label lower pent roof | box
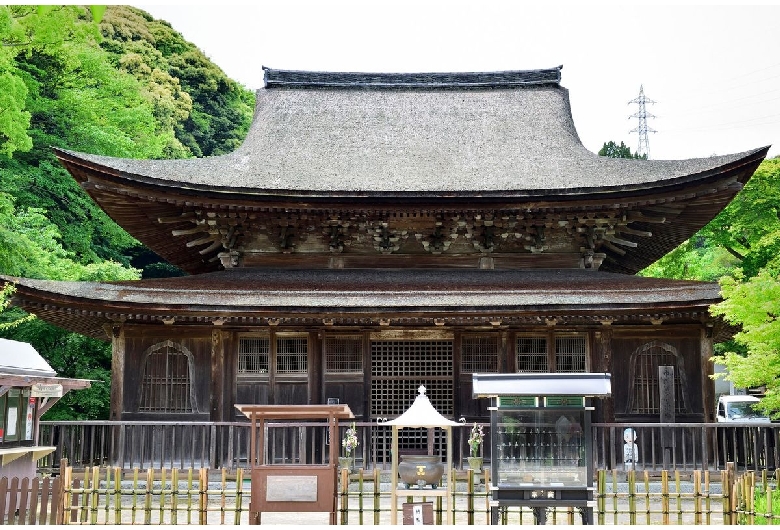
[3,269,721,340]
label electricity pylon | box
[629,85,656,159]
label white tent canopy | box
[384,385,460,428]
[385,385,457,524]
[0,337,56,377]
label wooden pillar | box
[363,331,371,420]
[453,329,461,418]
[503,330,513,373]
[107,323,125,468]
[210,328,225,422]
[595,324,614,423]
[108,323,125,421]
[701,324,715,422]
[310,331,323,405]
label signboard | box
[498,396,538,408]
[403,503,433,525]
[265,476,318,502]
[25,396,35,440]
[32,383,63,398]
[544,396,585,408]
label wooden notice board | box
[251,465,335,513]
[235,404,354,525]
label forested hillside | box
[0,5,254,418]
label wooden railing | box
[592,423,780,473]
[37,421,779,473]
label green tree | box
[697,158,780,278]
[711,267,780,418]
[598,140,647,159]
[0,191,138,419]
[99,6,254,158]
[0,5,104,157]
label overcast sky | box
[133,2,779,161]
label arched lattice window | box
[626,340,689,415]
[138,340,197,413]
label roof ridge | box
[261,66,563,88]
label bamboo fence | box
[62,466,246,525]
[3,463,778,524]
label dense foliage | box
[0,5,253,419]
[598,140,647,160]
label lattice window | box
[325,335,363,374]
[555,336,586,373]
[516,337,548,373]
[277,336,308,374]
[461,335,499,373]
[139,341,196,413]
[371,340,453,416]
[238,336,270,375]
[627,340,689,415]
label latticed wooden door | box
[370,340,454,452]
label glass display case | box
[472,373,611,525]
[493,399,587,490]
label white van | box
[716,395,771,423]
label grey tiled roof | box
[54,68,767,197]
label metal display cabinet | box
[472,373,611,525]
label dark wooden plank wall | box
[123,331,212,419]
[611,327,704,422]
[117,324,708,426]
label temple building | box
[2,67,768,434]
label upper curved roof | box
[53,66,769,200]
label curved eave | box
[53,146,768,202]
[3,270,721,340]
[54,146,767,276]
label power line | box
[671,91,780,118]
[628,85,656,158]
[662,112,780,134]
[669,63,780,103]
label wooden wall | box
[122,329,212,420]
[114,323,709,424]
[611,326,704,422]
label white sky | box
[131,1,780,161]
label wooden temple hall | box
[2,66,768,433]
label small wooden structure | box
[386,386,459,525]
[235,403,353,525]
[0,338,90,484]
